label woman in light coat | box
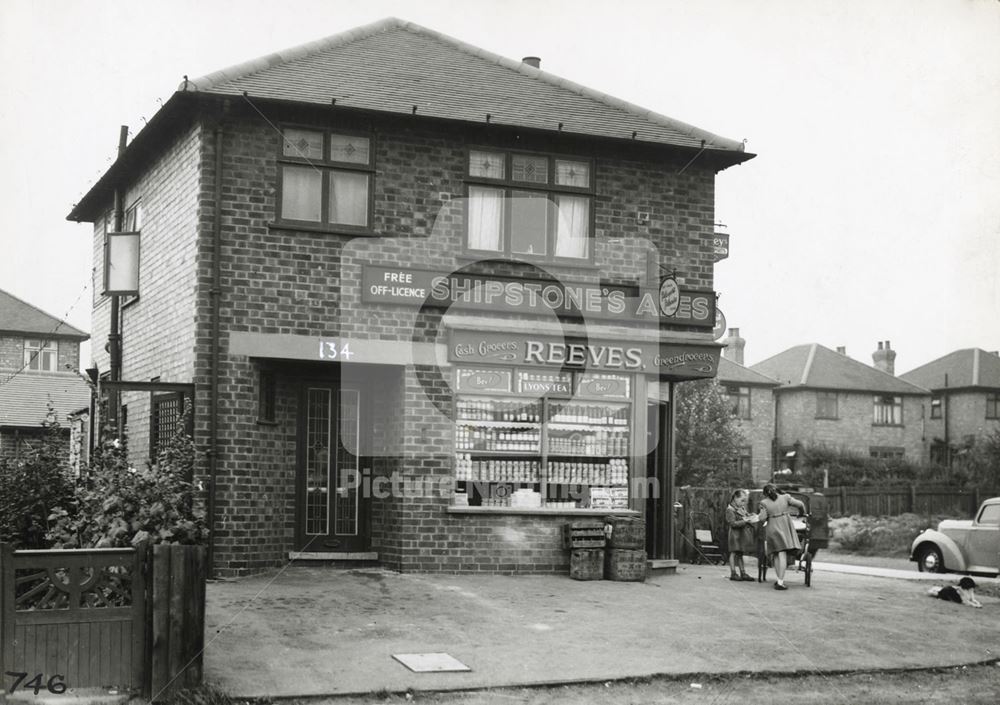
[757,483,807,590]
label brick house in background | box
[0,289,91,465]
[717,328,778,484]
[899,348,1000,465]
[751,342,930,467]
[68,18,753,577]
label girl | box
[757,483,807,590]
[725,489,757,581]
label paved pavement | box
[813,560,1000,584]
[202,560,1000,698]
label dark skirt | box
[728,524,757,554]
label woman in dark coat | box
[725,489,757,581]
[757,483,807,590]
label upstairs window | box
[986,392,1000,420]
[816,391,838,419]
[724,385,751,419]
[24,339,57,371]
[466,149,593,261]
[873,395,903,426]
[278,128,373,229]
[930,395,942,419]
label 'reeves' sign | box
[362,265,714,327]
[448,330,719,379]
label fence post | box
[840,486,847,515]
[909,484,916,514]
[0,543,12,673]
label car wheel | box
[917,545,944,573]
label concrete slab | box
[202,561,1000,698]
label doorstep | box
[648,558,679,574]
[288,551,379,561]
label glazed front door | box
[296,384,368,552]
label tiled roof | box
[182,18,750,155]
[0,289,88,339]
[0,372,91,428]
[717,356,780,386]
[751,344,929,395]
[900,348,1000,390]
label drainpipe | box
[207,124,223,574]
[943,373,950,469]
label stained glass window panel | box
[329,134,370,164]
[555,159,590,187]
[282,129,324,159]
[469,150,505,179]
[512,154,548,184]
[305,389,331,536]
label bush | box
[48,409,208,549]
[829,513,957,557]
[0,413,77,548]
[797,445,966,488]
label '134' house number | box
[318,340,355,360]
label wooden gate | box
[1,543,206,700]
[0,544,147,690]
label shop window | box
[258,370,277,423]
[724,385,751,419]
[869,446,904,460]
[986,392,1000,420]
[930,395,942,419]
[23,339,57,372]
[466,149,593,261]
[454,368,631,510]
[277,127,373,229]
[873,395,902,426]
[816,391,838,419]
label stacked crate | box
[604,516,647,581]
[563,521,606,580]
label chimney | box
[521,56,541,69]
[722,327,745,366]
[872,340,896,375]
[836,346,846,355]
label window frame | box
[724,385,751,420]
[23,339,57,372]
[873,394,903,426]
[986,392,1000,420]
[463,146,596,265]
[930,394,942,419]
[815,391,839,419]
[275,125,376,233]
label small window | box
[816,391,838,419]
[930,395,942,419]
[278,128,373,229]
[873,395,902,425]
[724,385,751,419]
[23,339,57,372]
[986,393,1000,420]
[258,371,277,423]
[465,149,593,261]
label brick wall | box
[0,336,79,372]
[776,389,927,462]
[731,385,775,484]
[57,341,80,372]
[924,390,1000,447]
[0,335,22,369]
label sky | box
[1,0,998,375]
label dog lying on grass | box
[927,577,983,608]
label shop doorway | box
[645,400,672,560]
[295,382,369,552]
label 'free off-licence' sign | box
[448,330,719,379]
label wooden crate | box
[570,549,605,580]
[604,516,645,549]
[605,548,647,582]
[563,520,606,549]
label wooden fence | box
[0,542,206,701]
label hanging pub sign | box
[361,265,715,327]
[448,330,720,379]
[103,231,140,295]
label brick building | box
[716,329,778,484]
[900,348,1000,464]
[68,19,753,576]
[751,342,930,467]
[0,289,91,463]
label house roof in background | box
[717,356,780,387]
[900,348,1000,390]
[750,343,929,395]
[181,18,752,158]
[0,372,91,428]
[0,289,88,340]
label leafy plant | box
[674,379,749,487]
[0,410,77,548]
[47,407,207,549]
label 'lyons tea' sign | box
[361,265,715,327]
